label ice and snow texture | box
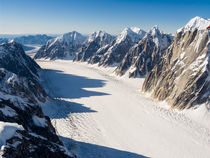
[26,17,209,157]
[32,115,47,127]
[0,122,23,148]
[36,59,210,158]
[24,44,42,58]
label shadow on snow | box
[42,69,149,158]
[45,69,109,99]
[41,69,109,118]
[60,136,149,158]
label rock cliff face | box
[74,30,114,62]
[0,42,75,157]
[34,31,86,59]
[142,17,210,109]
[115,26,173,77]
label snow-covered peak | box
[0,41,22,56]
[88,30,107,42]
[57,31,86,43]
[145,26,173,50]
[130,27,143,34]
[116,27,146,44]
[47,31,86,48]
[177,16,210,33]
[148,25,161,37]
[8,39,15,44]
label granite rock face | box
[0,42,75,157]
[34,31,86,59]
[142,17,210,109]
[115,26,173,77]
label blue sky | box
[0,0,209,35]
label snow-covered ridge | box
[146,25,173,50]
[177,16,210,33]
[116,27,146,44]
[88,30,107,42]
[48,31,86,48]
[0,122,23,148]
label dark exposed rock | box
[3,130,75,158]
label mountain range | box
[34,16,210,110]
[0,16,209,157]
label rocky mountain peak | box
[87,30,113,43]
[55,31,86,44]
[149,25,161,36]
[145,26,173,51]
[34,31,86,60]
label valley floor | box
[36,59,210,158]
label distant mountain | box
[142,16,210,109]
[75,30,115,62]
[14,34,54,45]
[34,31,86,59]
[0,41,75,157]
[115,26,173,77]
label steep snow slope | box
[177,16,210,32]
[37,59,210,158]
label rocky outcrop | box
[115,26,173,77]
[0,42,75,157]
[74,31,114,62]
[34,31,86,59]
[142,17,210,109]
